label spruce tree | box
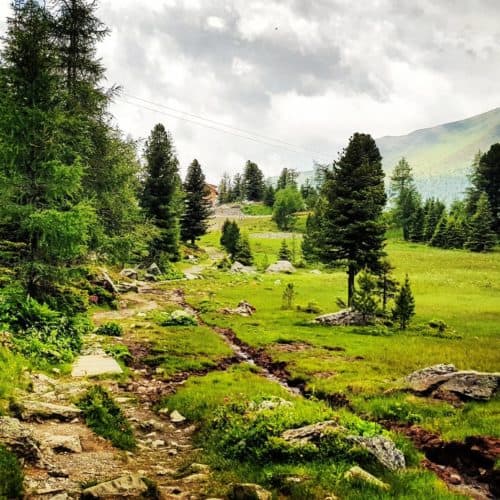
[181,159,212,246]
[315,133,387,306]
[277,168,298,190]
[430,212,448,248]
[218,173,232,204]
[352,270,379,322]
[476,144,500,234]
[263,183,276,207]
[233,234,253,266]
[374,259,399,313]
[445,215,466,249]
[301,213,319,262]
[423,198,445,242]
[232,173,243,201]
[243,161,265,201]
[220,220,240,257]
[141,124,182,261]
[408,201,425,242]
[278,240,292,261]
[465,193,497,252]
[392,275,415,329]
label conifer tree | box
[220,220,240,257]
[430,212,448,248]
[141,124,182,261]
[233,234,253,266]
[351,270,379,322]
[218,173,232,204]
[277,168,298,190]
[181,159,212,246]
[445,215,467,249]
[278,240,292,261]
[263,183,276,207]
[408,202,425,242]
[232,173,243,201]
[392,275,415,329]
[301,213,319,262]
[465,193,497,252]
[314,133,387,305]
[476,144,500,234]
[243,161,265,201]
[374,259,399,313]
[423,198,445,242]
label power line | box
[117,93,332,160]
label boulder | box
[281,421,343,446]
[81,474,149,498]
[144,273,157,282]
[406,364,458,393]
[266,260,296,274]
[120,268,138,280]
[42,434,82,454]
[255,397,292,412]
[222,301,256,317]
[147,263,161,276]
[170,410,186,424]
[97,269,118,294]
[229,483,272,500]
[231,262,255,274]
[344,466,390,491]
[117,282,139,294]
[346,435,406,471]
[72,355,123,378]
[184,272,200,280]
[314,309,366,326]
[17,401,81,422]
[30,373,57,395]
[0,416,44,464]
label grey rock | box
[120,268,138,280]
[254,397,293,412]
[0,416,44,464]
[71,355,123,378]
[222,300,256,317]
[281,421,343,446]
[117,282,139,294]
[346,435,406,471]
[82,474,149,498]
[438,371,499,400]
[98,269,118,294]
[17,401,81,422]
[406,364,458,393]
[266,260,296,274]
[229,483,272,500]
[314,309,367,326]
[147,263,161,276]
[30,373,57,394]
[42,434,82,454]
[170,410,186,423]
[344,466,390,491]
[230,262,256,274]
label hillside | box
[295,107,500,202]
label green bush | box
[78,386,136,451]
[105,344,132,366]
[0,445,24,499]
[296,302,322,314]
[158,262,184,281]
[96,322,123,337]
[159,310,197,326]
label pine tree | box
[233,234,253,266]
[315,133,387,306]
[277,168,298,190]
[301,213,319,262]
[445,215,466,249]
[243,161,265,201]
[464,151,483,218]
[181,159,212,246]
[430,212,448,248]
[141,124,182,261]
[476,144,500,234]
[218,173,232,204]
[423,198,445,242]
[408,200,425,242]
[374,259,399,313]
[263,183,276,207]
[220,220,241,257]
[278,240,292,261]
[465,193,497,252]
[351,270,379,322]
[232,173,243,201]
[392,275,415,329]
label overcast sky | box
[1,1,500,182]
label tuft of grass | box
[78,385,136,451]
[95,322,123,336]
[0,348,29,414]
[0,445,24,499]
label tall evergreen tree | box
[315,133,387,305]
[301,213,319,262]
[465,193,497,252]
[374,259,398,313]
[464,151,483,218]
[243,160,265,201]
[430,212,448,248]
[408,195,425,242]
[218,173,232,204]
[232,173,243,201]
[263,183,276,207]
[181,159,212,246]
[476,144,500,234]
[220,220,240,257]
[423,198,445,242]
[278,240,292,261]
[390,158,418,240]
[277,168,298,190]
[141,124,182,261]
[392,275,415,330]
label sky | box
[1,0,500,182]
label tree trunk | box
[347,266,356,307]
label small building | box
[205,184,218,207]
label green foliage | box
[104,344,132,366]
[220,220,241,258]
[0,445,23,499]
[181,159,212,245]
[465,193,497,252]
[301,213,319,262]
[300,179,318,210]
[78,385,136,450]
[374,259,398,313]
[281,283,296,310]
[278,240,292,261]
[243,161,265,201]
[392,275,415,329]
[351,270,379,321]
[272,187,304,231]
[476,143,500,234]
[159,310,197,327]
[296,302,322,314]
[429,212,448,248]
[263,183,276,207]
[422,198,446,242]
[95,322,123,337]
[277,168,298,190]
[233,234,254,266]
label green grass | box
[0,348,29,414]
[0,445,23,499]
[78,385,136,451]
[241,203,273,216]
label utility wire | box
[118,93,332,160]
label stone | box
[144,273,157,282]
[42,434,82,454]
[151,440,165,449]
[182,473,210,483]
[231,261,256,274]
[49,494,69,500]
[221,301,256,317]
[98,269,119,294]
[120,268,138,280]
[314,309,367,326]
[17,401,81,422]
[254,397,293,412]
[281,421,343,446]
[346,435,406,471]
[438,371,499,401]
[229,483,272,500]
[71,355,123,378]
[406,364,458,393]
[170,410,186,424]
[184,273,200,280]
[30,373,57,394]
[147,263,161,276]
[117,283,139,294]
[344,466,390,491]
[82,474,149,498]
[0,416,44,464]
[266,260,296,274]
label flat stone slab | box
[72,355,123,378]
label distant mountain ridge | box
[294,107,500,202]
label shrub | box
[78,386,136,450]
[104,344,132,366]
[392,275,415,329]
[278,240,292,261]
[0,445,24,499]
[96,322,123,337]
[296,302,322,314]
[159,310,197,326]
[282,283,296,310]
[233,234,253,266]
[158,262,184,281]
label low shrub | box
[297,302,322,314]
[78,386,136,450]
[0,445,24,499]
[105,344,132,366]
[159,310,197,327]
[415,319,460,339]
[96,322,123,337]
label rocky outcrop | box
[229,483,272,500]
[344,466,390,491]
[266,260,296,274]
[147,263,161,276]
[16,401,82,422]
[81,474,149,498]
[117,282,139,294]
[346,435,406,471]
[120,268,138,280]
[314,309,367,326]
[71,355,123,378]
[231,262,256,274]
[41,434,82,454]
[406,364,499,401]
[170,410,186,424]
[221,301,256,317]
[0,416,44,464]
[281,421,342,446]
